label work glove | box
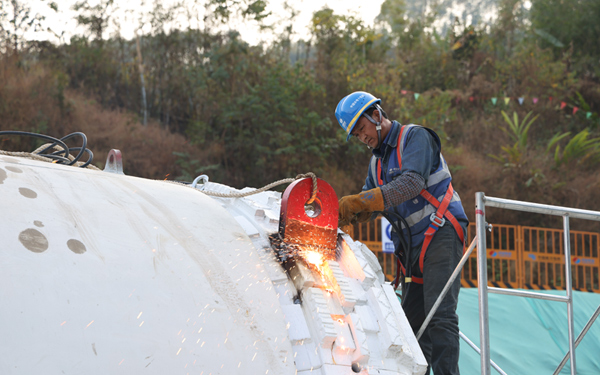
[338,188,384,227]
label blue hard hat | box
[335,91,381,141]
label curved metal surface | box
[0,155,428,375]
[0,156,294,374]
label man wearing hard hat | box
[335,91,468,375]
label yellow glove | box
[338,188,384,227]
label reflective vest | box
[369,124,467,284]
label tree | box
[375,0,408,46]
[0,0,47,53]
[530,0,600,76]
[72,0,116,42]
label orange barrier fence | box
[349,218,600,293]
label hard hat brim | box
[345,98,380,141]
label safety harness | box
[376,126,465,287]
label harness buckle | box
[430,212,446,227]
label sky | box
[23,0,528,45]
[25,0,386,45]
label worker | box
[335,91,468,375]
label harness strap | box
[382,125,465,287]
[398,185,464,285]
[417,184,464,277]
[376,125,407,186]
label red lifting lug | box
[279,178,339,254]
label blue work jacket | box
[363,121,468,254]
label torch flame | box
[302,250,324,266]
[298,247,341,296]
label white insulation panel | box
[0,155,427,375]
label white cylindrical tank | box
[0,154,427,375]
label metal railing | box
[346,196,600,374]
[351,218,600,293]
[476,193,600,375]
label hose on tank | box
[373,210,412,306]
[0,131,96,169]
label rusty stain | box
[6,166,22,173]
[283,218,337,251]
[67,239,87,254]
[0,168,6,184]
[34,220,44,227]
[19,187,37,199]
[18,228,49,253]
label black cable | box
[0,131,70,157]
[57,147,94,168]
[48,132,88,166]
[0,131,94,168]
[373,210,412,307]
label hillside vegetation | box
[1,0,600,231]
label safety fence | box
[349,217,600,293]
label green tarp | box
[457,288,600,374]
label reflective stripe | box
[399,125,452,189]
[347,98,379,134]
[369,122,467,240]
[426,156,450,187]
[404,191,462,227]
[370,156,378,185]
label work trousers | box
[401,223,463,375]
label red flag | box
[560,101,567,110]
[401,90,407,95]
[469,96,474,102]
[573,107,579,115]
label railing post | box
[517,225,524,289]
[476,192,491,375]
[562,215,577,374]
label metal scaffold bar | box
[488,287,569,302]
[475,192,600,375]
[553,305,600,375]
[459,331,508,375]
[562,215,577,375]
[416,237,477,340]
[484,196,600,221]
[476,192,491,375]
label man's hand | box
[338,188,384,227]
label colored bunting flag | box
[400,92,597,120]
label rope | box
[0,131,100,170]
[0,145,101,170]
[198,172,318,201]
[33,143,101,170]
[1,132,317,199]
[0,149,99,170]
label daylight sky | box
[27,0,386,44]
[26,0,526,45]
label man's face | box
[351,115,379,148]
